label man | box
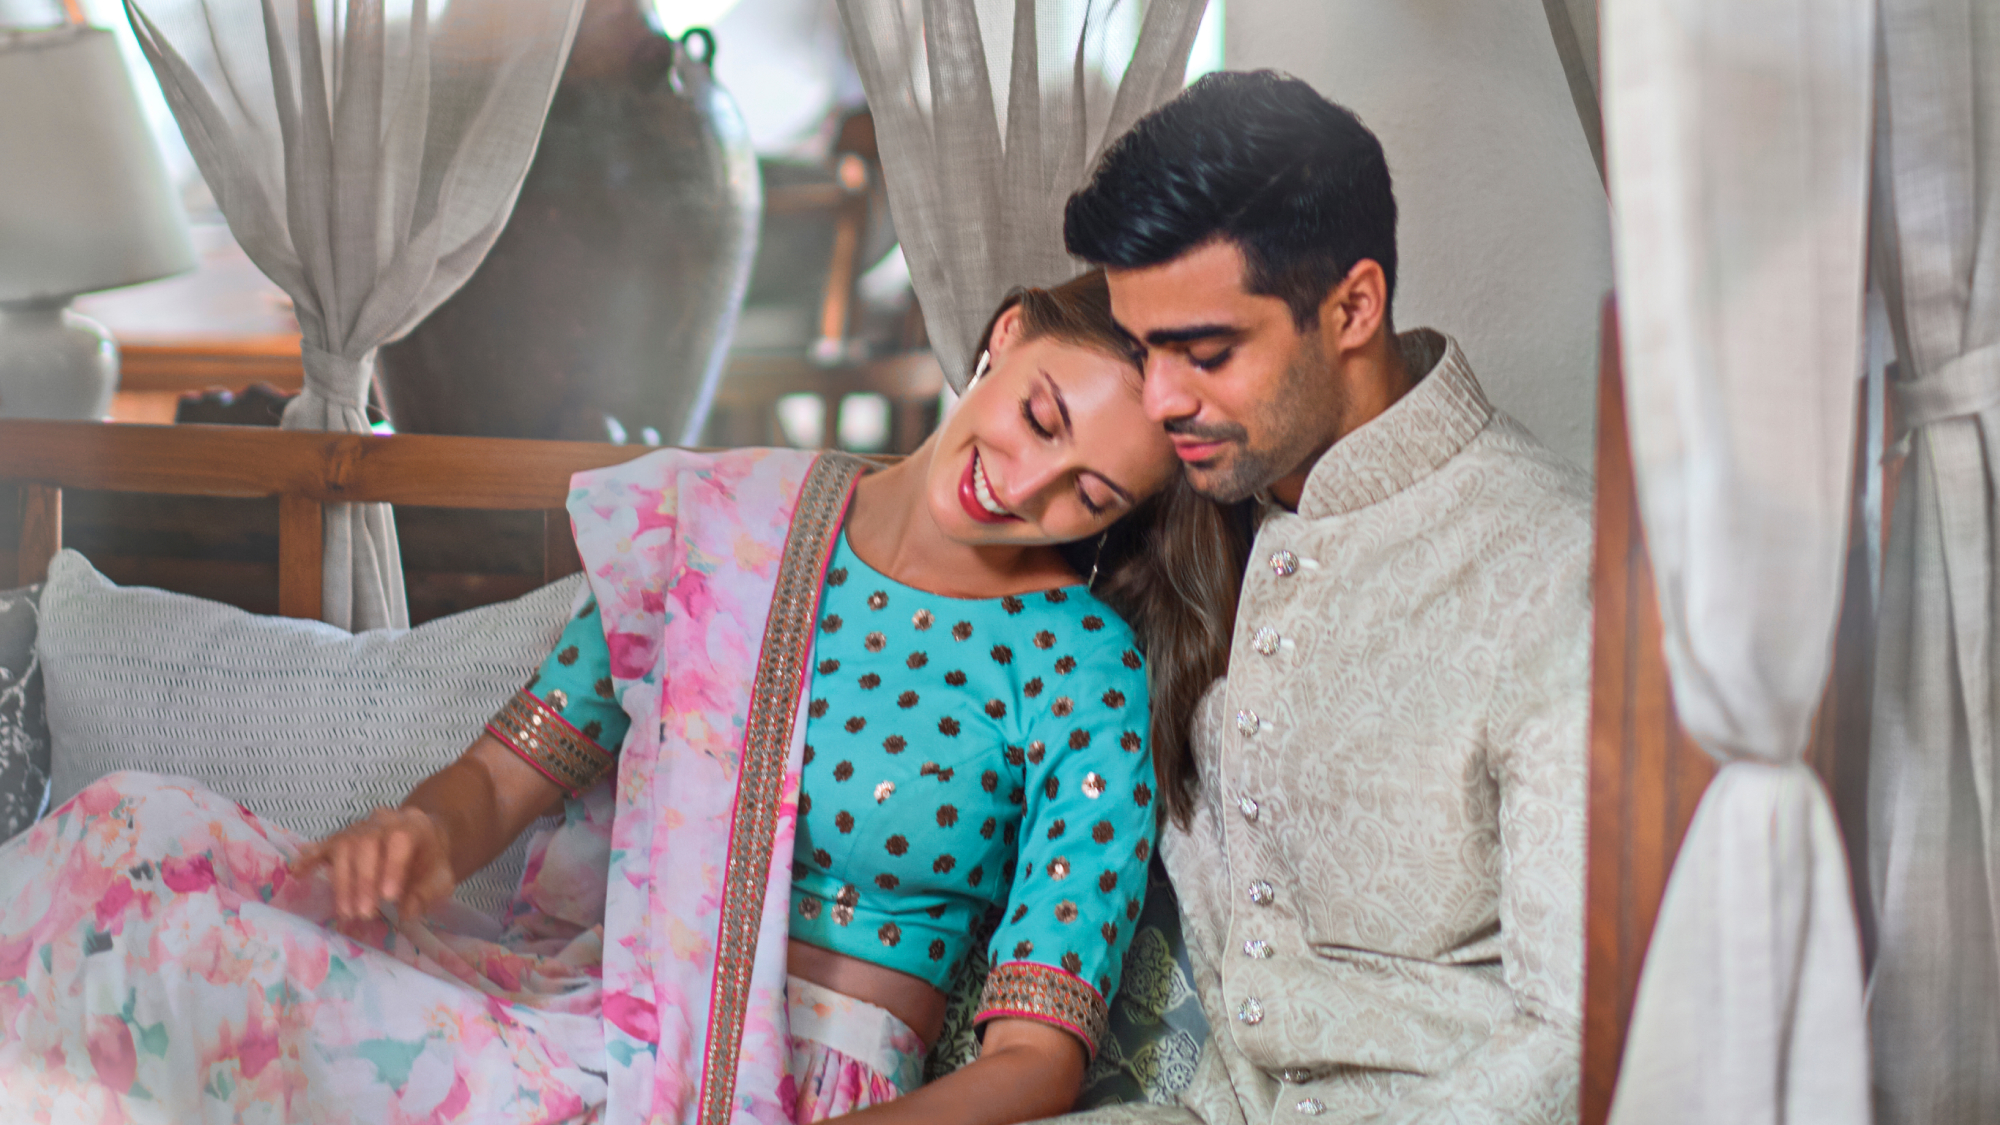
[1056,72,1591,1124]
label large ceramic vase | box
[376,0,760,444]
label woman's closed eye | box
[1077,479,1115,517]
[1020,394,1059,441]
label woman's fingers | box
[330,831,358,919]
[380,824,417,904]
[301,809,453,923]
[353,821,384,918]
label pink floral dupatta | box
[547,447,866,1125]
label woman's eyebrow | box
[1041,370,1072,431]
[1088,470,1136,506]
[1040,370,1134,504]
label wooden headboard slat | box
[16,484,61,587]
[277,494,325,620]
[0,421,650,510]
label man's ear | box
[1317,259,1390,354]
[986,303,1027,359]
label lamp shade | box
[0,25,194,303]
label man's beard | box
[1172,335,1342,505]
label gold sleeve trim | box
[486,689,615,796]
[974,960,1110,1059]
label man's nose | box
[1142,354,1200,425]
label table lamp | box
[0,23,195,419]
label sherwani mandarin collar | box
[1287,328,1493,522]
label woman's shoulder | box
[575,446,826,487]
[567,448,848,526]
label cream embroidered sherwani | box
[1059,330,1591,1125]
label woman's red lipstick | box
[957,450,1019,523]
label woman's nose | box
[996,451,1069,512]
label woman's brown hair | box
[972,271,1252,828]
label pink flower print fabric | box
[0,772,606,1122]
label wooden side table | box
[73,221,303,423]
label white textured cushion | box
[37,550,584,917]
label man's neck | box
[1268,328,1415,509]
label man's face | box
[1106,239,1345,504]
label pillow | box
[37,551,584,917]
[0,583,50,842]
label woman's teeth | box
[972,452,1010,516]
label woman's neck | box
[844,441,1077,599]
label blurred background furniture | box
[0,21,193,420]
[697,109,943,452]
[373,4,763,447]
[85,109,944,456]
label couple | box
[0,72,1590,1125]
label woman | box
[0,272,1246,1124]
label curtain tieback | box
[1892,344,2000,434]
[297,342,376,413]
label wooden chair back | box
[0,421,658,619]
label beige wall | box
[1226,0,1610,472]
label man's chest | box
[1192,518,1520,954]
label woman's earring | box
[1087,530,1109,592]
[970,350,991,387]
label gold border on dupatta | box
[698,451,869,1125]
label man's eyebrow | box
[1142,324,1245,347]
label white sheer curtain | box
[834,0,1207,391]
[124,0,583,630]
[1867,0,2000,1119]
[1601,0,1874,1121]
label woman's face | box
[926,306,1178,548]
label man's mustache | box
[1162,419,1249,444]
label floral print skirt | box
[784,975,925,1122]
[0,772,929,1124]
[0,772,608,1123]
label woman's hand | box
[290,731,567,925]
[294,806,456,923]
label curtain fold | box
[834,0,1207,391]
[1866,0,2000,1118]
[1536,0,1602,181]
[123,0,584,630]
[1601,0,1874,1121]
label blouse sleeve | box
[485,590,630,795]
[975,630,1158,1058]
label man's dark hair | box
[1065,71,1397,329]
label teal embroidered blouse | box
[499,531,1157,1054]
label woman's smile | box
[958,448,1021,524]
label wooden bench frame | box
[1,421,661,619]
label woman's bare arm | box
[835,1018,1088,1125]
[293,732,566,922]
